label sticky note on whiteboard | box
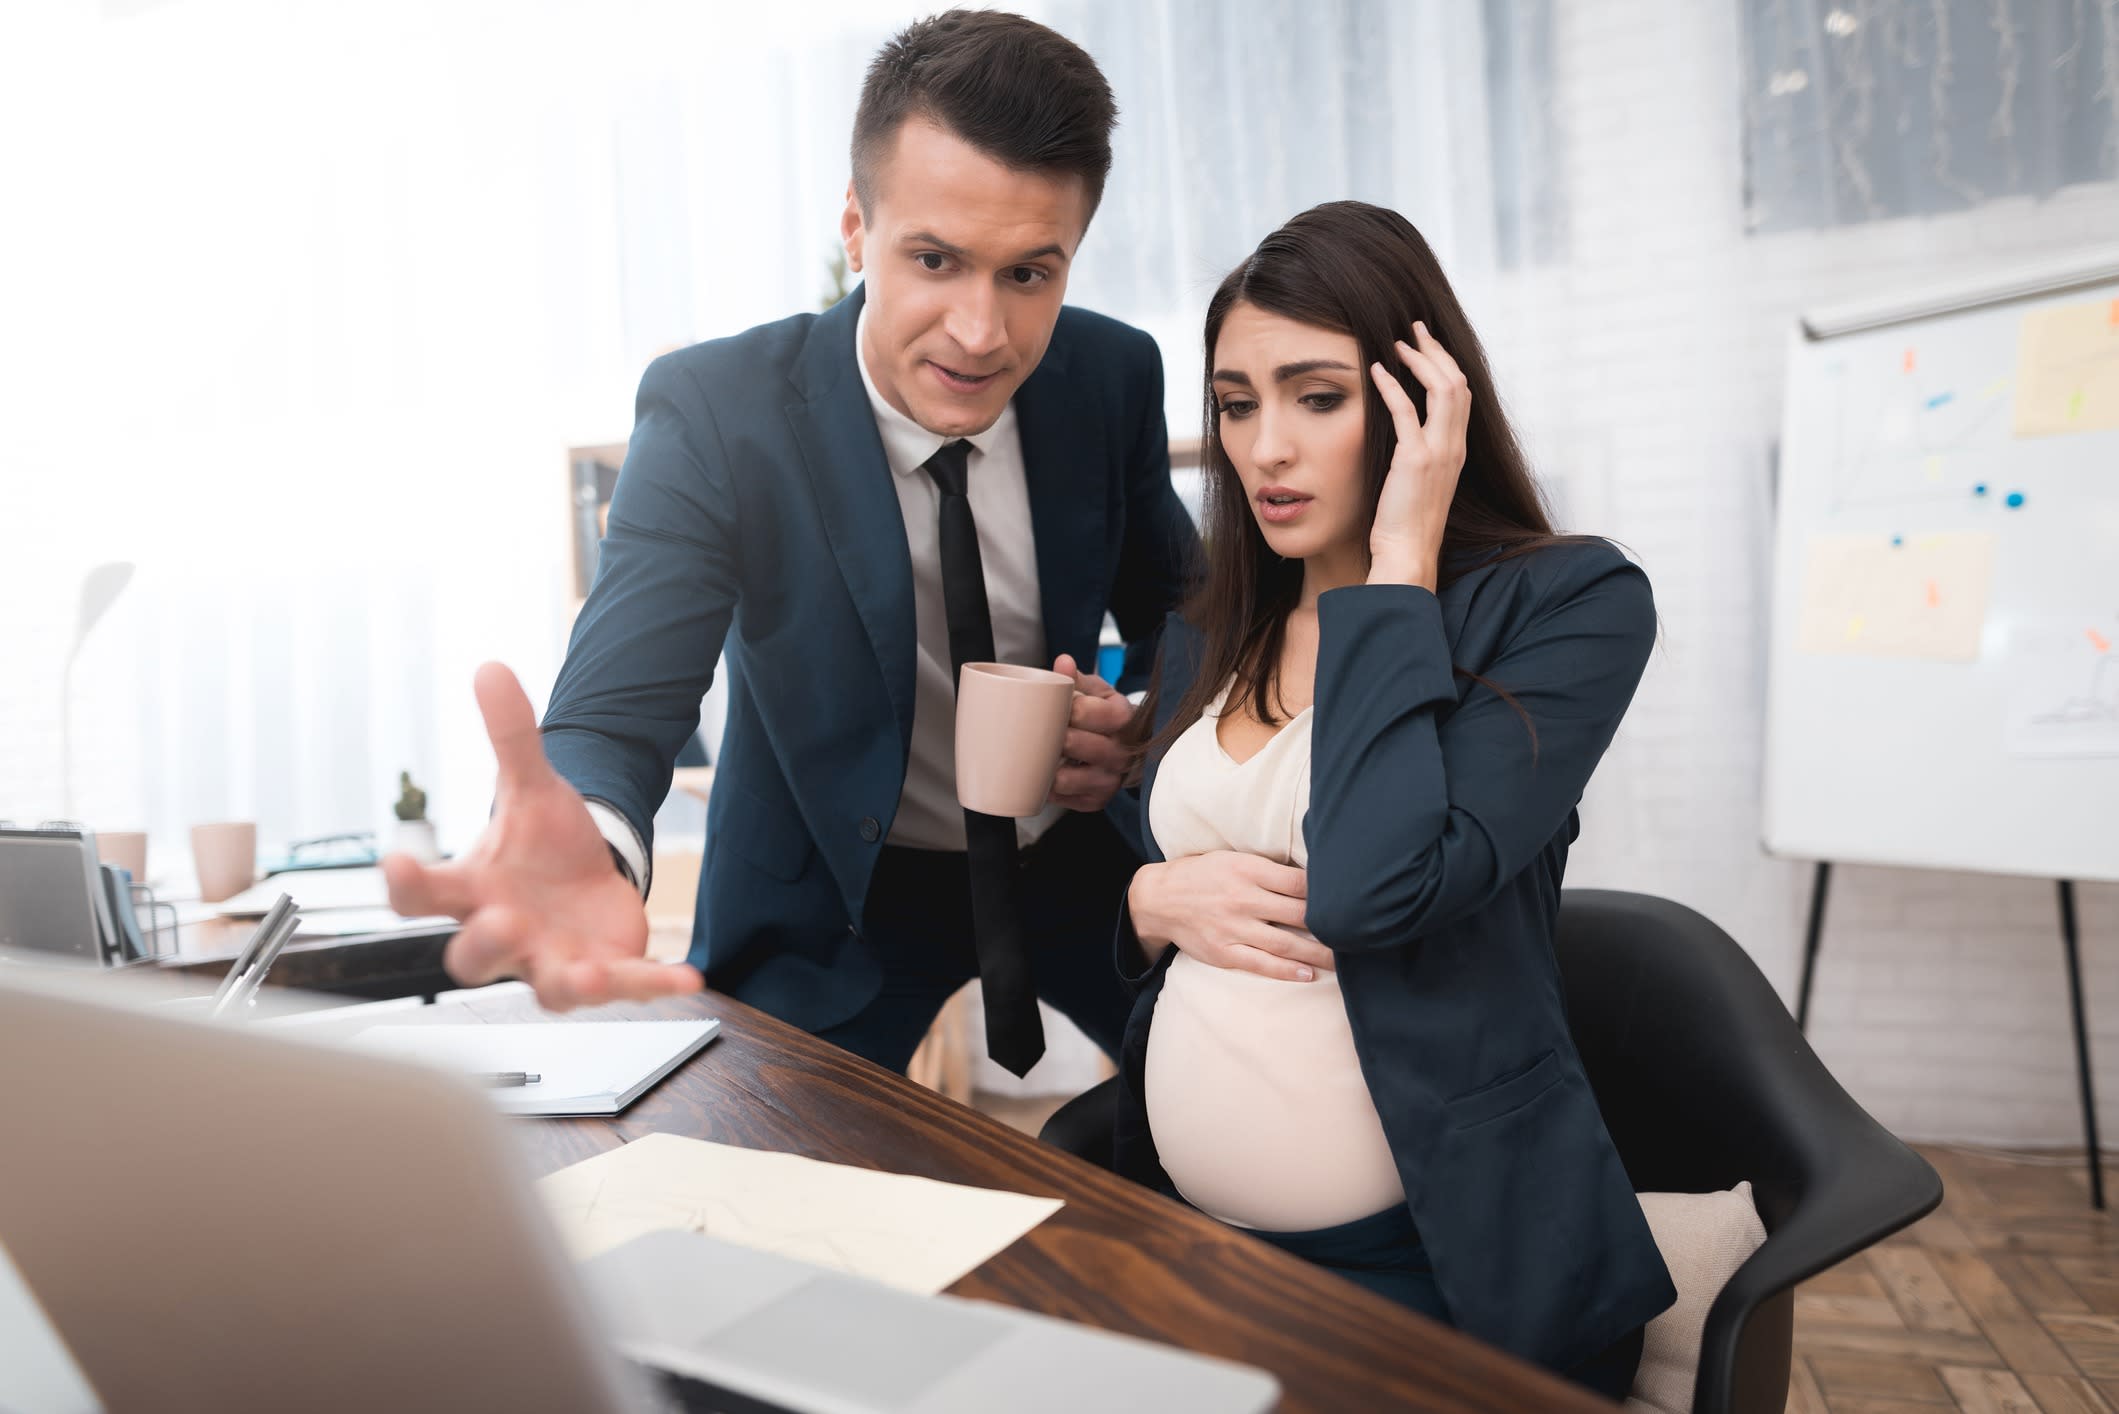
[2013,299,2119,438]
[1796,532,1995,662]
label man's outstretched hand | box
[382,662,703,1010]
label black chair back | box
[1557,890,1942,1414]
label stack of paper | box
[210,866,452,942]
[216,867,391,916]
[288,907,454,938]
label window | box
[1741,0,2119,232]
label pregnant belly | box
[1144,950,1406,1232]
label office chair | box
[1039,888,1944,1414]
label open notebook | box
[350,1020,719,1117]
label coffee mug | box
[96,830,149,883]
[191,821,258,903]
[954,663,1075,818]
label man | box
[384,10,1198,1077]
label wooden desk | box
[454,987,1608,1414]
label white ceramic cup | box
[954,663,1075,818]
[95,830,148,882]
[191,821,258,903]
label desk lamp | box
[60,561,134,821]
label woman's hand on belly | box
[1129,851,1333,982]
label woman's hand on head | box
[1367,321,1471,589]
[1128,851,1333,982]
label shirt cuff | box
[585,798,650,898]
[1113,876,1171,995]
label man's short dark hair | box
[852,9,1117,222]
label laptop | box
[0,963,1278,1414]
[587,1231,1279,1414]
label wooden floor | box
[1791,1145,2119,1414]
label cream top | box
[1142,683,1406,1231]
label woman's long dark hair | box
[1133,200,1581,768]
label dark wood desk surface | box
[432,986,1610,1414]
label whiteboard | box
[1762,254,2119,884]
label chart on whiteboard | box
[1812,347,2017,517]
[2005,614,2119,757]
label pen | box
[211,893,296,1018]
[481,1072,542,1087]
[238,906,303,1003]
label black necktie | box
[921,440,1045,1077]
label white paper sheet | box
[215,866,390,916]
[537,1132,1063,1294]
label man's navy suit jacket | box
[542,286,1198,1030]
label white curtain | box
[1048,0,1506,440]
[3,0,848,864]
[1,0,1515,877]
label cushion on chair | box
[1623,1182,1768,1414]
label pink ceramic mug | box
[191,821,258,903]
[954,663,1075,818]
[96,830,149,882]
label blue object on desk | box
[262,831,379,875]
[1096,643,1126,683]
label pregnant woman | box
[1112,201,1674,1398]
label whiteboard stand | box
[1792,862,1833,1034]
[2058,882,2103,1211]
[1793,863,2104,1211]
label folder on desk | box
[348,1019,718,1117]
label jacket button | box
[859,817,881,843]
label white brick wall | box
[1518,1,2119,1146]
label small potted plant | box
[820,246,851,311]
[390,771,441,862]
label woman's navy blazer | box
[1113,539,1677,1373]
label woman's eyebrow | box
[1273,358,1357,380]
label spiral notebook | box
[349,1019,720,1117]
